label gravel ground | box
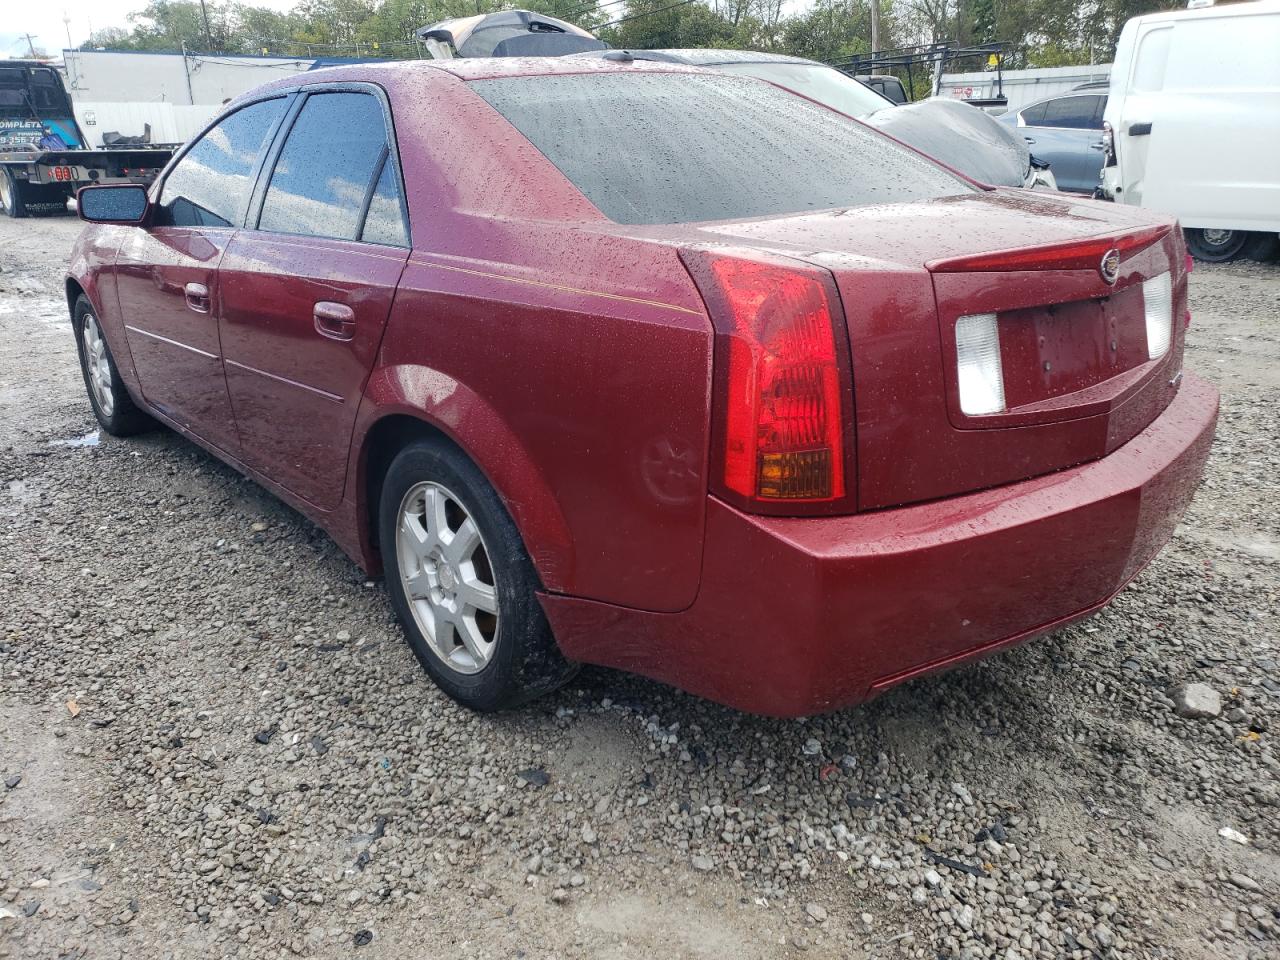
[1,213,1277,960]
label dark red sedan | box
[66,59,1218,716]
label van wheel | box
[379,438,577,711]
[0,169,27,219]
[1185,228,1247,263]
[1241,231,1280,263]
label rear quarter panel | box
[366,72,714,612]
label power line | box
[597,0,698,30]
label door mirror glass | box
[78,184,149,224]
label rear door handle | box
[1089,142,1105,150]
[1128,122,1152,137]
[314,301,355,341]
[184,281,210,313]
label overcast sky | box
[0,0,300,59]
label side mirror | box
[77,184,150,225]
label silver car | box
[997,89,1108,194]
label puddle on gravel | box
[48,430,100,448]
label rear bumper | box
[542,372,1218,717]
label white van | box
[1100,0,1280,261]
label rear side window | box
[1029,95,1102,130]
[258,92,397,242]
[470,73,969,225]
[157,97,286,228]
[360,160,409,246]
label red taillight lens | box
[682,250,849,506]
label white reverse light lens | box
[1143,271,1173,359]
[955,313,1005,415]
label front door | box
[115,96,289,454]
[217,89,409,510]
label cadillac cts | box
[66,59,1218,716]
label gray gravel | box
[1,214,1277,959]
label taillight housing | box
[681,248,854,514]
[1102,121,1116,168]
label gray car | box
[997,89,1108,194]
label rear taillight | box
[681,249,851,509]
[1102,121,1116,167]
[955,313,1006,414]
[1143,272,1173,359]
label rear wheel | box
[1185,227,1247,263]
[0,169,27,219]
[379,438,576,711]
[1241,231,1280,263]
[72,295,154,436]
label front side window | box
[470,73,970,225]
[258,92,392,242]
[157,97,287,228]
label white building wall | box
[938,64,1112,113]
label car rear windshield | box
[470,72,972,225]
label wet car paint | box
[66,58,1218,715]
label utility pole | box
[198,0,214,50]
[64,13,73,50]
[869,0,882,72]
[22,33,39,57]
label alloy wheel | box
[396,481,499,675]
[82,314,114,417]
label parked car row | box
[68,52,1217,715]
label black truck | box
[0,60,176,218]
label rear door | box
[217,87,410,510]
[1020,94,1106,193]
[115,96,289,454]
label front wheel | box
[378,438,577,711]
[1185,227,1247,263]
[72,295,154,436]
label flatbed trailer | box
[0,59,176,218]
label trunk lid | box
[675,189,1189,509]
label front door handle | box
[314,301,355,342]
[1022,136,1036,144]
[184,281,210,313]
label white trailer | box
[938,64,1112,114]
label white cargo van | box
[1100,0,1280,261]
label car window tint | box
[1019,101,1047,125]
[360,158,409,246]
[471,73,970,225]
[258,92,389,241]
[157,98,286,228]
[1033,96,1099,130]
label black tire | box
[1241,231,1280,264]
[1,169,27,219]
[71,294,154,436]
[378,438,577,711]
[1184,227,1247,263]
